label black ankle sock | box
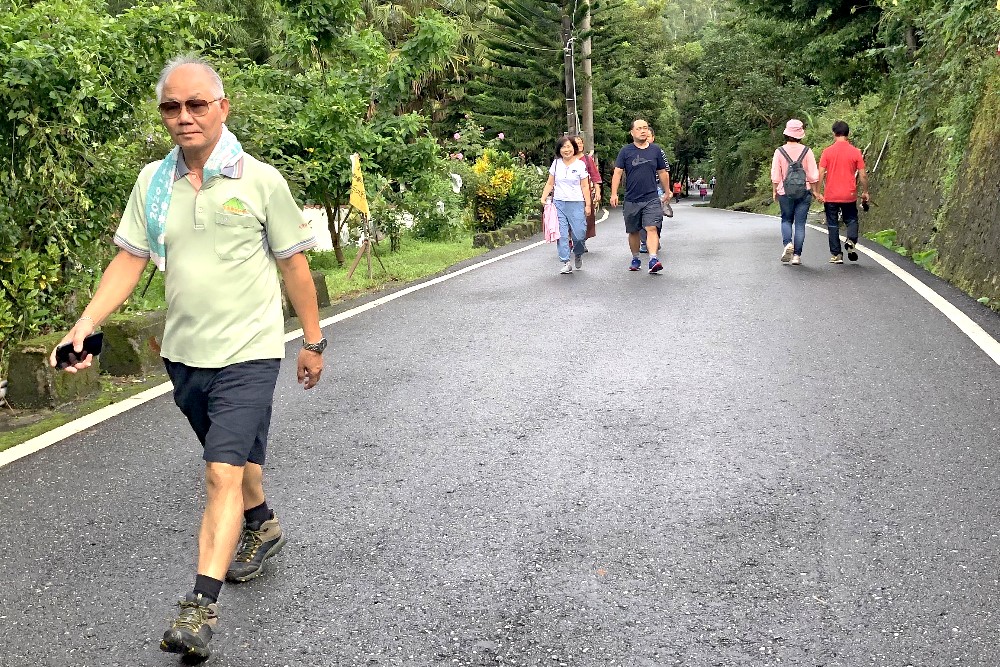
[244,501,271,526]
[194,574,223,603]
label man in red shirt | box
[817,121,870,263]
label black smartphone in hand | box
[55,332,104,369]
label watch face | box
[304,337,327,353]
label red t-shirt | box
[819,140,865,203]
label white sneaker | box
[574,255,582,269]
[560,261,573,274]
[780,243,794,263]
[790,255,801,266]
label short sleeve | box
[655,147,668,171]
[113,163,157,258]
[614,147,628,170]
[549,160,557,176]
[855,148,866,170]
[263,171,317,259]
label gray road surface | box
[2,200,999,667]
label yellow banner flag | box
[349,153,370,216]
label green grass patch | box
[866,228,908,256]
[314,237,488,300]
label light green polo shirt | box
[114,153,316,368]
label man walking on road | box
[609,119,672,274]
[817,120,870,263]
[50,55,327,663]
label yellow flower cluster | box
[472,154,491,175]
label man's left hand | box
[297,349,324,389]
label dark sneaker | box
[574,254,582,269]
[629,257,641,271]
[160,592,217,664]
[648,257,663,274]
[845,240,858,262]
[226,514,287,583]
[638,241,648,254]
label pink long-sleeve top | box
[770,143,819,196]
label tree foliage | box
[0,0,203,367]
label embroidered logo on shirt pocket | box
[214,212,262,261]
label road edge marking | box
[739,210,998,364]
[1,238,550,469]
[0,383,175,468]
[803,222,1000,365]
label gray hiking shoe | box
[226,514,287,583]
[160,592,218,664]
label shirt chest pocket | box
[214,213,263,261]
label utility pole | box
[562,14,578,137]
[581,3,594,151]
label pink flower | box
[453,132,461,140]
[497,132,505,140]
[456,152,464,160]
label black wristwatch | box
[302,337,327,354]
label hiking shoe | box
[574,255,582,269]
[560,261,573,274]
[780,243,794,263]
[648,257,663,274]
[790,255,801,266]
[629,257,641,271]
[638,241,648,254]
[845,240,858,262]
[160,592,218,664]
[829,254,843,264]
[226,514,287,583]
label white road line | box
[805,222,1000,365]
[0,383,174,468]
[734,211,999,364]
[8,206,992,468]
[1,237,550,469]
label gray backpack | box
[777,146,810,199]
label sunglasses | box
[158,97,224,119]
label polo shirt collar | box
[174,151,244,181]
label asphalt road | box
[2,200,999,667]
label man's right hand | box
[609,194,619,207]
[49,318,96,373]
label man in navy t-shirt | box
[609,119,672,274]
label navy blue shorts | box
[164,358,281,467]
[623,198,663,234]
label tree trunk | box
[321,191,344,266]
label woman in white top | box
[540,136,593,274]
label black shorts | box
[164,358,281,466]
[623,198,663,234]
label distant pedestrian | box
[673,180,682,203]
[817,120,869,264]
[540,136,592,274]
[609,119,671,274]
[771,119,819,266]
[571,135,601,241]
[709,176,716,190]
[698,178,708,201]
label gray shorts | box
[164,358,281,466]
[623,198,663,234]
